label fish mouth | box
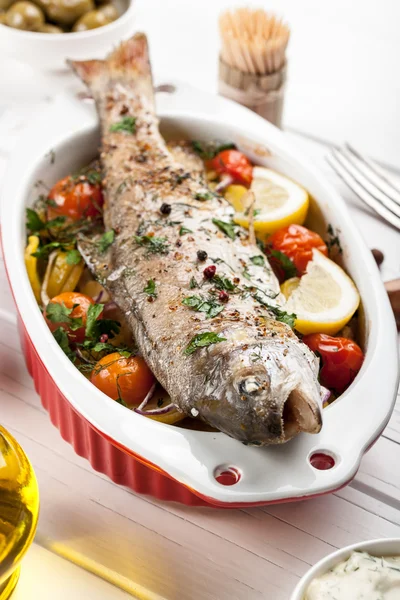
[283,384,323,441]
[220,365,323,445]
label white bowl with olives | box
[0,0,136,71]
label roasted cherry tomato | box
[208,150,253,186]
[45,291,95,343]
[91,352,155,406]
[302,333,364,394]
[270,224,328,275]
[47,175,104,222]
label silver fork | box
[327,144,400,230]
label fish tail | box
[68,33,152,98]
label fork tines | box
[327,144,400,230]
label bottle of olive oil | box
[0,426,39,599]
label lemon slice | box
[280,277,300,300]
[233,167,309,238]
[284,250,360,335]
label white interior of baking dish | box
[2,82,398,504]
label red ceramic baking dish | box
[2,83,398,507]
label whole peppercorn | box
[197,249,208,261]
[203,265,216,279]
[160,202,171,215]
[218,290,229,303]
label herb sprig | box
[253,294,297,328]
[212,218,237,240]
[97,230,115,254]
[184,332,227,355]
[110,116,136,134]
[182,294,224,319]
[134,235,170,255]
[191,141,236,160]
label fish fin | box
[77,234,113,282]
[68,33,153,98]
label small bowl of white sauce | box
[291,538,400,600]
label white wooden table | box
[0,1,400,598]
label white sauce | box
[305,551,400,600]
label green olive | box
[97,2,117,20]
[38,22,63,32]
[5,1,44,30]
[72,7,112,31]
[44,0,94,26]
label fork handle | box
[384,279,400,330]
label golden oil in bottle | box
[0,426,39,599]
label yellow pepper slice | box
[46,251,84,299]
[24,236,42,303]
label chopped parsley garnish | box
[110,116,136,134]
[80,339,131,359]
[179,225,193,235]
[66,249,82,265]
[26,208,66,234]
[53,328,75,361]
[134,235,170,255]
[117,181,127,195]
[326,224,343,254]
[253,209,261,217]
[144,279,157,298]
[182,294,224,319]
[26,208,45,233]
[195,191,215,201]
[46,302,83,330]
[46,216,67,229]
[85,304,104,338]
[212,218,237,240]
[242,266,251,280]
[31,241,64,259]
[269,248,297,279]
[184,331,227,355]
[191,140,236,160]
[86,170,102,185]
[213,275,236,292]
[97,230,115,253]
[189,276,199,289]
[250,255,265,266]
[253,294,296,328]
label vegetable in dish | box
[0,0,119,33]
[25,34,364,442]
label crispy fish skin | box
[71,34,322,445]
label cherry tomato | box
[270,224,328,275]
[47,175,104,222]
[45,291,95,343]
[302,333,364,394]
[91,352,155,406]
[208,150,253,186]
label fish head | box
[199,336,323,445]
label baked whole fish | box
[71,34,322,445]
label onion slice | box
[320,386,331,405]
[215,174,234,193]
[134,403,176,416]
[136,383,156,412]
